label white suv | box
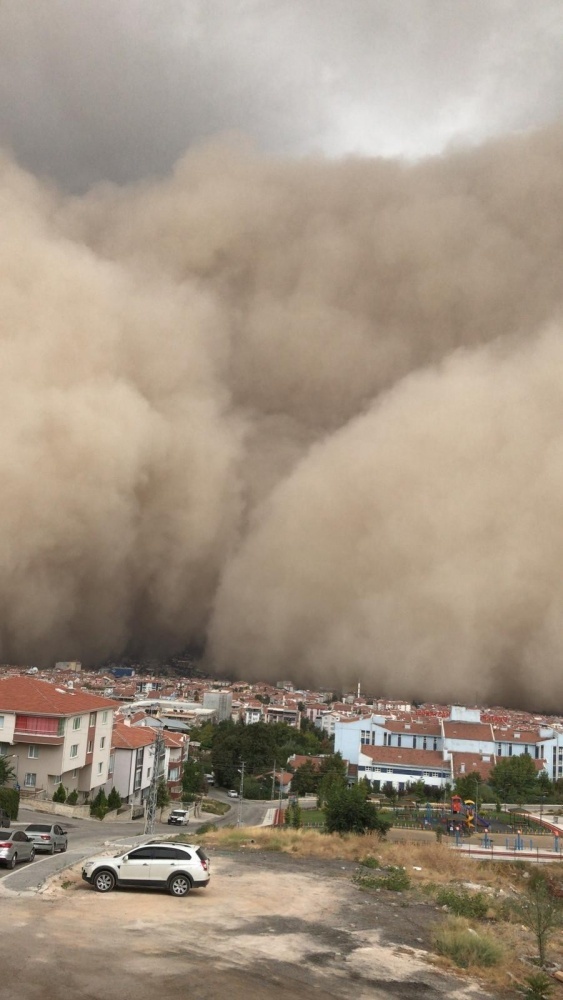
[81,842,210,897]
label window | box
[497,743,503,756]
[70,744,78,758]
[433,738,438,751]
[89,713,96,727]
[52,774,62,784]
[87,741,93,754]
[0,715,3,729]
[108,753,114,775]
[57,718,65,736]
[102,711,109,724]
[397,735,402,747]
[72,717,81,731]
[28,746,39,759]
[72,769,78,778]
[100,736,106,749]
[24,773,36,787]
[147,767,151,779]
[422,737,427,750]
[97,762,103,775]
[169,767,180,781]
[0,742,8,755]
[360,729,370,745]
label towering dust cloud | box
[1,123,563,706]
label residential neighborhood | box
[2,662,563,809]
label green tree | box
[517,871,563,967]
[454,771,483,803]
[156,778,170,816]
[107,787,122,811]
[489,754,539,803]
[325,782,391,837]
[290,800,302,829]
[291,760,320,796]
[52,783,66,803]
[90,787,108,819]
[182,760,206,801]
[0,755,16,787]
[317,753,348,806]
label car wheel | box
[168,874,192,897]
[9,854,17,869]
[60,841,67,853]
[29,848,35,862]
[93,869,116,893]
[49,843,55,855]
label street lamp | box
[474,778,480,817]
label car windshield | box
[26,825,52,832]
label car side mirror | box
[61,830,67,836]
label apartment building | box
[0,675,117,801]
[336,705,554,791]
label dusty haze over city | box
[0,1,562,708]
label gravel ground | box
[0,847,497,1000]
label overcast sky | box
[0,0,562,189]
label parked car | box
[24,823,68,854]
[0,809,10,828]
[167,809,189,826]
[0,829,35,868]
[227,789,239,798]
[81,842,210,896]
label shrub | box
[435,886,489,920]
[358,855,380,869]
[0,787,19,820]
[107,787,122,811]
[90,787,108,819]
[65,789,78,805]
[381,866,411,892]
[517,870,563,967]
[520,972,555,1000]
[53,783,66,803]
[434,918,503,969]
[196,822,218,835]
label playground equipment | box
[451,795,490,831]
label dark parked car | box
[0,830,35,868]
[0,809,10,828]
[24,823,68,854]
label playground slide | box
[474,812,490,830]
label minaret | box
[357,679,361,699]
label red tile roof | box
[492,729,541,744]
[359,746,449,770]
[442,722,495,743]
[449,753,496,781]
[112,722,158,750]
[0,676,118,716]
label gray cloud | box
[0,1,562,189]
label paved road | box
[0,796,274,893]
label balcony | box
[13,730,64,745]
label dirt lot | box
[0,850,494,1000]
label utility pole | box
[144,730,165,835]
[238,761,245,826]
[271,760,276,800]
